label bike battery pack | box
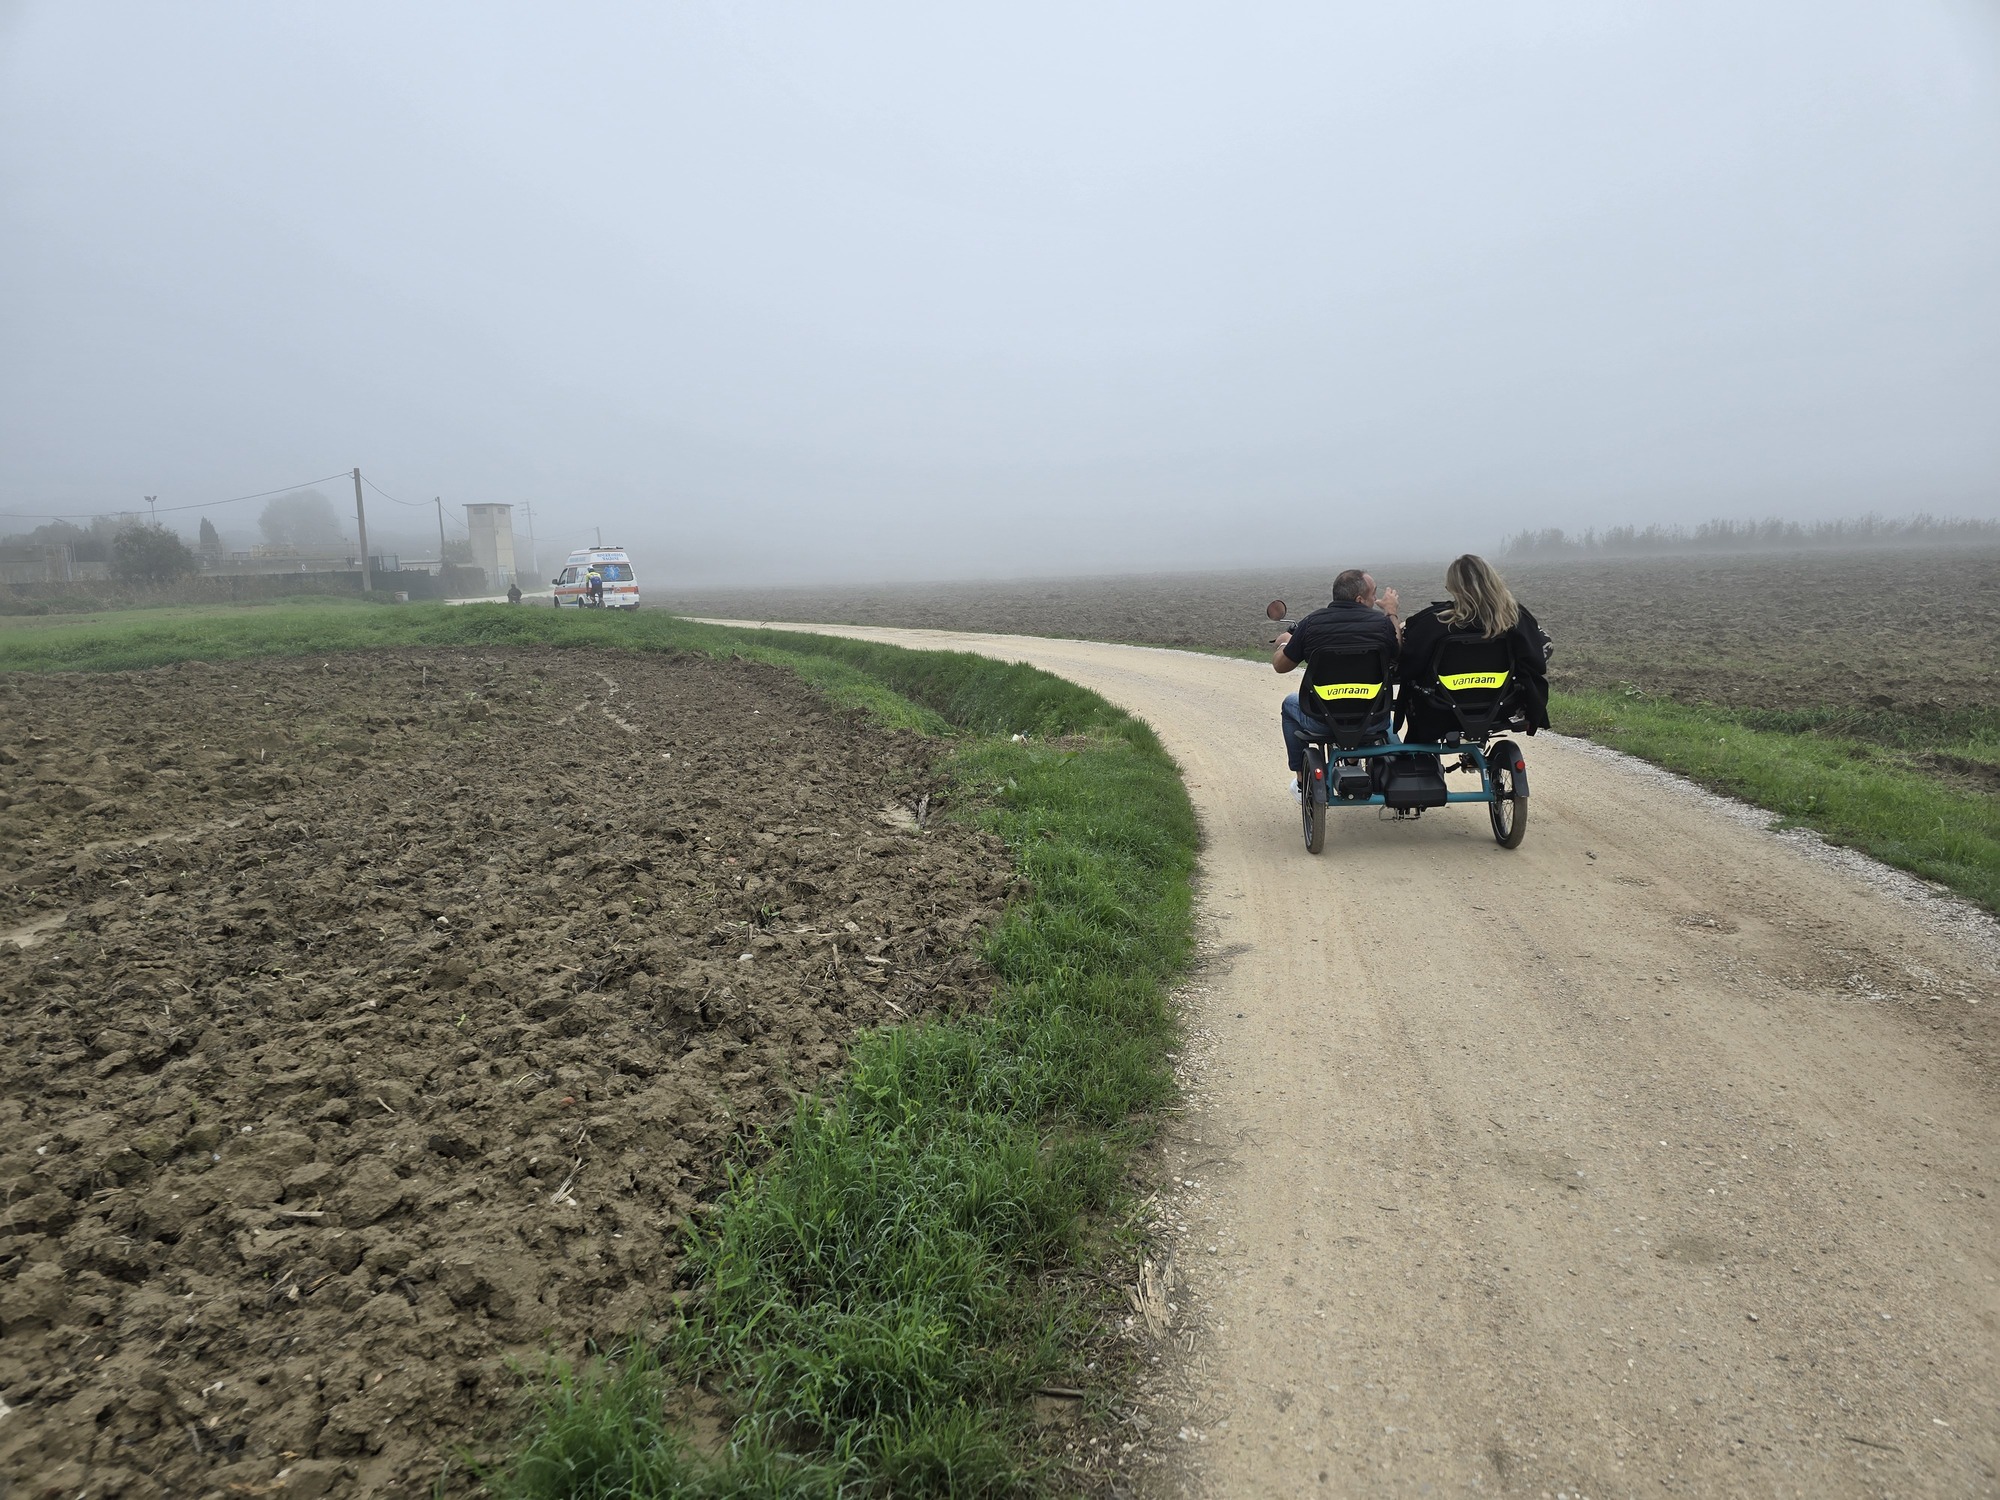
[1378,754,1449,810]
[1332,765,1373,800]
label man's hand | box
[1271,630,1299,674]
[1378,587,1400,617]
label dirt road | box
[707,621,2000,1498]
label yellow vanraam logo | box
[1312,681,1382,700]
[1439,670,1509,691]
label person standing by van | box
[585,565,604,607]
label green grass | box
[0,591,394,637]
[0,592,460,657]
[496,649,1195,1498]
[1555,689,2000,912]
[0,601,1199,1497]
[1721,702,2000,762]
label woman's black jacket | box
[1396,602,1553,737]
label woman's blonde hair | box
[1443,553,1520,637]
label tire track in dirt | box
[701,620,2000,1499]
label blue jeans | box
[1282,693,1393,774]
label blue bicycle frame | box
[1304,731,1526,807]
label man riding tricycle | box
[1270,557,1552,855]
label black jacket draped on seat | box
[1396,602,1552,740]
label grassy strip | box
[498,644,1195,1496]
[0,592,403,651]
[0,596,625,669]
[1555,688,2000,912]
[1719,702,2000,763]
[0,603,1199,1495]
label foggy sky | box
[3,2,1997,584]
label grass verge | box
[0,602,1200,1495]
[496,633,1196,1496]
[1555,688,2000,912]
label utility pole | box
[352,468,373,593]
[144,495,157,525]
[434,497,448,573]
[522,501,540,583]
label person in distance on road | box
[1271,568,1401,794]
[506,582,522,605]
[1396,553,1552,742]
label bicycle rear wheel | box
[1486,740,1527,848]
[1302,747,1328,855]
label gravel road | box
[714,622,2000,1498]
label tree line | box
[1,515,204,583]
[1501,514,2000,560]
[1,490,460,585]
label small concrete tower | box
[463,504,517,590]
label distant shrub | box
[1502,514,2000,560]
[110,524,200,584]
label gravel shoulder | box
[701,621,2000,1499]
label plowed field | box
[0,647,1008,1498]
[659,547,2000,715]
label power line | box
[359,473,431,509]
[364,476,468,539]
[0,471,358,523]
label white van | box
[551,547,640,609]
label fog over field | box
[3,3,1997,584]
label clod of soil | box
[0,647,1010,1498]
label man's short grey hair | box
[1330,569,1370,602]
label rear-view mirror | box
[1265,599,1287,621]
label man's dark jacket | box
[1284,599,1399,720]
[1397,602,1553,737]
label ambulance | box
[551,546,641,609]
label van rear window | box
[598,564,632,581]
